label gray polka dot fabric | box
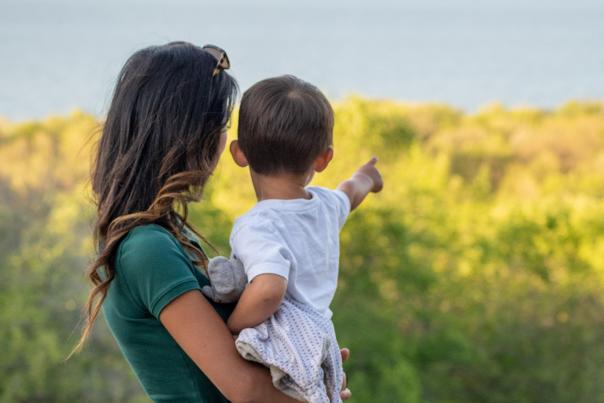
[235,297,344,403]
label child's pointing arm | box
[337,157,383,211]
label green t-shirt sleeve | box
[117,226,202,318]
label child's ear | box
[313,146,334,173]
[230,140,249,168]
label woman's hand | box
[340,348,352,400]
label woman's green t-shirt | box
[103,224,236,403]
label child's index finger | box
[367,156,378,165]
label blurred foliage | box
[1,98,604,402]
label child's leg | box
[321,326,344,403]
[235,297,337,402]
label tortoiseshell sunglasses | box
[202,44,230,77]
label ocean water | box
[1,0,603,120]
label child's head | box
[234,75,334,176]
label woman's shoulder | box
[113,223,203,317]
[120,222,179,250]
[117,223,190,272]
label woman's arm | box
[160,289,297,403]
[227,274,287,333]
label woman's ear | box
[230,140,249,168]
[313,146,334,173]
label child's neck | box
[250,170,313,201]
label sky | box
[1,0,603,119]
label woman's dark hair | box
[72,41,238,353]
[238,75,333,175]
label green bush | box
[1,99,603,402]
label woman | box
[72,42,351,402]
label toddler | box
[202,75,383,402]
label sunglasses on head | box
[202,44,230,77]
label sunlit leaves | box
[1,99,603,402]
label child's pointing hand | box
[338,156,384,211]
[353,156,383,193]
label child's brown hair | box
[238,75,334,175]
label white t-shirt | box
[230,186,351,319]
